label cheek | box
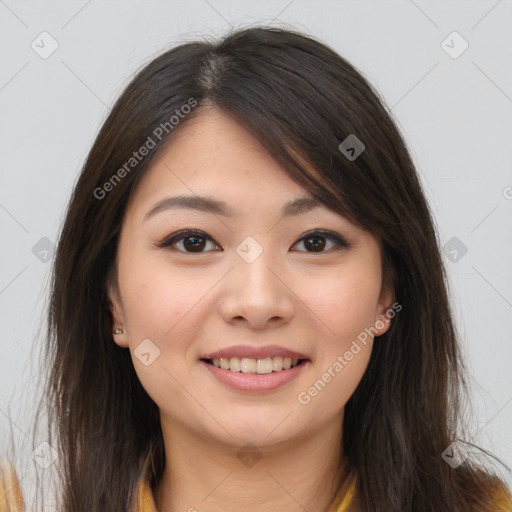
[296,271,378,418]
[305,266,382,347]
[117,241,211,340]
[116,256,206,410]
[296,263,381,414]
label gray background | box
[1,0,511,504]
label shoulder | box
[1,457,159,512]
[329,466,512,512]
[0,458,25,512]
[456,465,512,512]
[325,471,359,512]
[485,476,512,512]
[131,475,158,512]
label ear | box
[107,280,129,349]
[374,284,396,337]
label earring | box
[113,328,123,334]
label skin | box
[108,107,394,512]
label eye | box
[156,229,220,253]
[291,230,351,253]
[156,229,351,254]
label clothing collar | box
[132,471,357,512]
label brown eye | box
[157,230,220,253]
[181,235,207,252]
[292,231,350,253]
[156,229,350,254]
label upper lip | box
[201,345,310,360]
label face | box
[108,107,394,449]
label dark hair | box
[21,25,511,511]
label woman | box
[1,25,511,512]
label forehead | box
[125,107,322,220]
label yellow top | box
[0,456,355,512]
[131,471,357,512]
[4,457,512,512]
[0,459,25,512]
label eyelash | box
[155,229,352,254]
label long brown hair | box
[6,25,511,511]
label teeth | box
[272,356,283,371]
[256,358,273,374]
[241,358,257,373]
[210,356,302,374]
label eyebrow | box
[143,194,323,222]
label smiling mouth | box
[201,357,309,374]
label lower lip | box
[200,360,309,392]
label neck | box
[154,413,347,512]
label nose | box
[218,248,295,330]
